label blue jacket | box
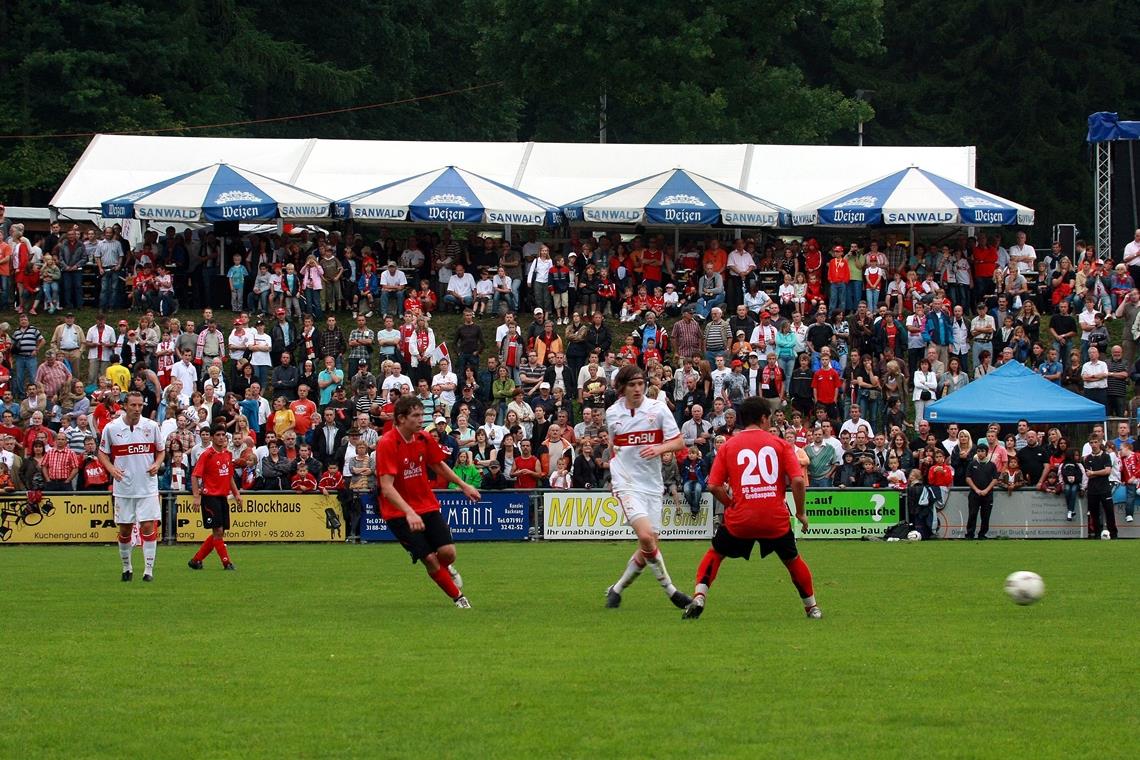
[922,310,953,346]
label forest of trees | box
[2,0,1139,244]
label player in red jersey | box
[188,424,244,571]
[682,396,822,620]
[376,395,480,608]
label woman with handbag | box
[911,357,938,425]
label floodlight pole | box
[599,91,607,144]
[855,89,875,147]
[1095,141,1113,258]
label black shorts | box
[711,525,799,562]
[201,495,231,531]
[387,510,454,563]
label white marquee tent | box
[50,134,978,221]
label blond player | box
[604,364,691,610]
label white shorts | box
[614,490,663,535]
[114,494,161,525]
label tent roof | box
[792,166,1034,227]
[50,134,976,214]
[924,361,1105,425]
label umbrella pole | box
[674,228,679,258]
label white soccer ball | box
[906,530,922,541]
[1100,530,1111,540]
[1004,571,1045,606]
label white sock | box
[118,540,132,571]
[143,540,157,575]
[802,594,817,608]
[694,583,709,599]
[613,551,646,592]
[644,549,678,596]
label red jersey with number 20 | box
[375,427,446,519]
[708,428,803,539]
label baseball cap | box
[975,440,990,450]
[539,382,551,390]
[118,319,129,326]
[533,307,544,315]
[731,359,742,368]
[434,416,447,425]
[832,245,845,253]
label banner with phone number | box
[360,490,529,542]
[174,492,343,542]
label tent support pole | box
[674,228,679,258]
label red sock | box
[696,549,724,589]
[783,555,815,600]
[214,536,231,566]
[429,566,461,600]
[192,535,214,562]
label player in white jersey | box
[97,391,165,582]
[603,364,692,610]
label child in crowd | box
[549,455,572,490]
[250,262,272,314]
[661,449,682,518]
[474,268,494,317]
[226,253,248,312]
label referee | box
[188,424,243,571]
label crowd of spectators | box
[1,215,1139,542]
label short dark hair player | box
[682,396,822,620]
[377,396,481,608]
[188,424,243,571]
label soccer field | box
[0,540,1131,759]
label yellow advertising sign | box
[174,493,343,542]
[0,493,118,544]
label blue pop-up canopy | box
[100,163,331,222]
[561,168,788,227]
[924,361,1105,425]
[792,166,1034,227]
[334,166,562,226]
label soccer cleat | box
[454,595,472,609]
[681,595,705,620]
[188,559,203,570]
[142,574,153,583]
[121,570,133,582]
[448,566,464,591]
[670,590,693,609]
[806,605,823,619]
[223,563,237,571]
[605,585,622,608]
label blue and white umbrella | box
[334,166,562,227]
[100,163,332,222]
[791,166,1034,227]
[562,168,788,227]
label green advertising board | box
[788,489,900,539]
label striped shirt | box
[62,425,94,453]
[12,326,43,357]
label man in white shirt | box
[443,263,476,312]
[379,261,407,317]
[1008,231,1036,274]
[494,310,518,346]
[839,404,874,438]
[1123,229,1140,283]
[170,348,199,405]
[1081,345,1109,411]
[431,358,458,410]
[84,313,118,386]
[381,362,413,395]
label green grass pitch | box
[0,540,1132,759]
